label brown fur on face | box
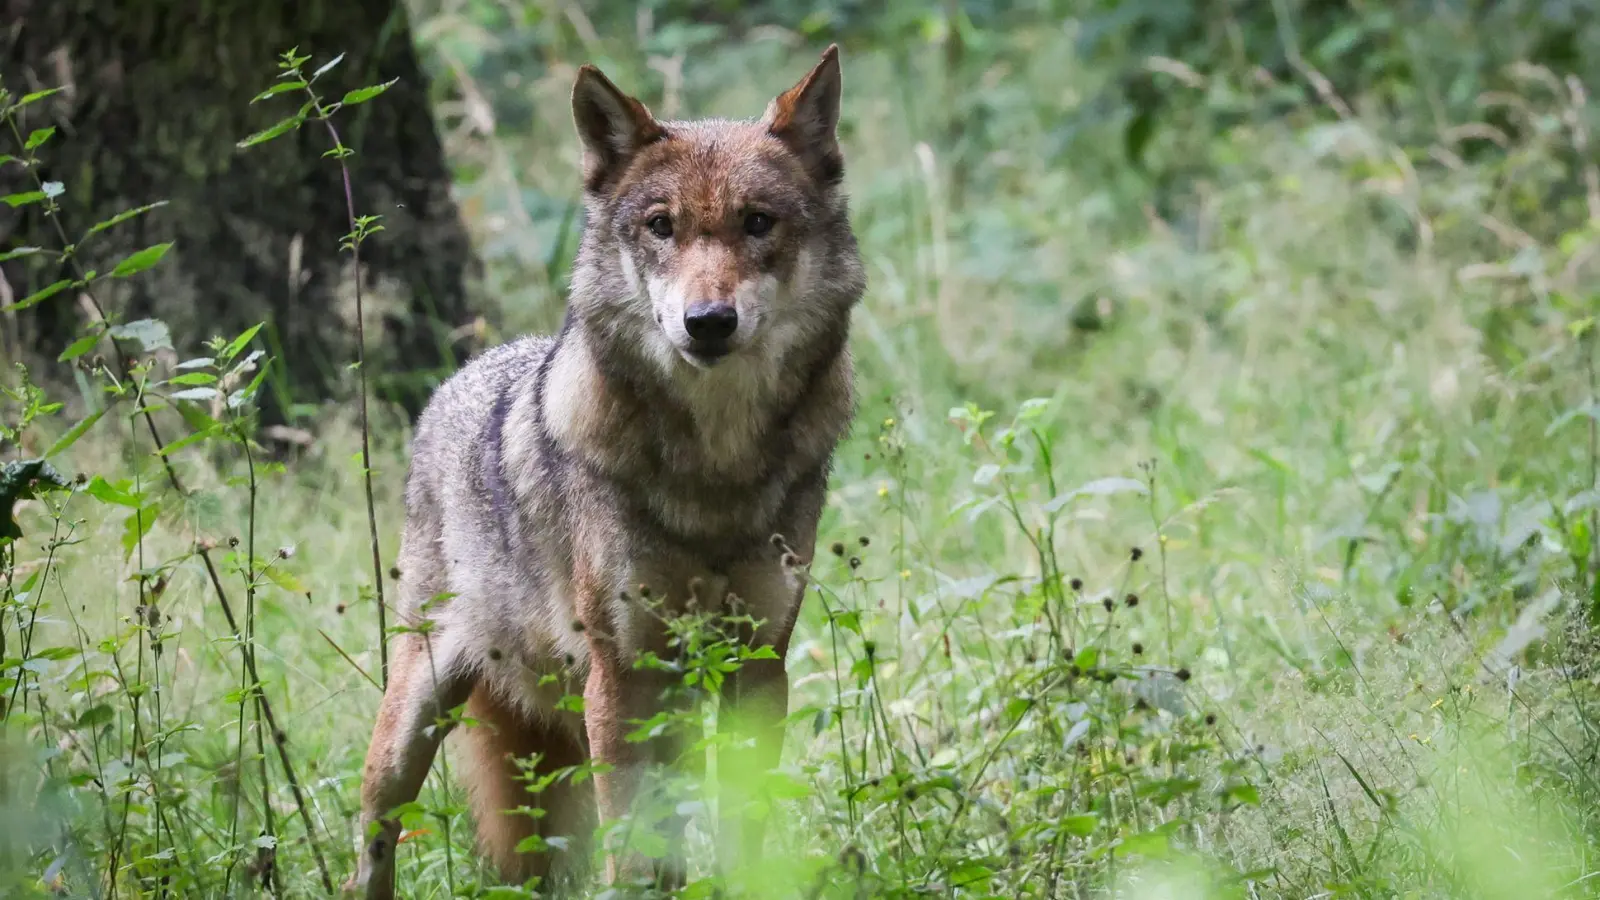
[570,48,853,373]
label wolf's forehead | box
[620,123,810,216]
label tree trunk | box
[0,0,484,424]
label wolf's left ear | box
[572,65,664,193]
[764,44,844,185]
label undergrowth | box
[2,15,1599,900]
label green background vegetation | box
[1,1,1598,897]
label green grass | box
[4,15,1600,900]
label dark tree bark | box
[0,0,483,423]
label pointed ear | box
[763,44,845,185]
[572,65,664,193]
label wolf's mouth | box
[681,342,733,368]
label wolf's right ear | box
[765,44,845,185]
[572,65,663,193]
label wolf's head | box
[566,47,865,375]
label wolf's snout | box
[684,301,739,349]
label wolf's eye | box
[744,212,775,237]
[646,214,674,239]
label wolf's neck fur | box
[539,314,850,489]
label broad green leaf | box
[84,476,141,508]
[57,332,102,362]
[108,318,172,352]
[251,80,307,103]
[166,372,216,386]
[121,503,161,560]
[10,279,73,311]
[44,408,106,459]
[82,202,169,241]
[341,79,398,106]
[110,243,174,278]
[1060,813,1097,836]
[2,191,47,208]
[311,54,346,81]
[24,127,55,150]
[221,323,265,362]
[11,87,64,110]
[0,246,48,262]
[237,115,305,149]
[168,386,218,402]
[264,567,308,595]
[155,426,219,457]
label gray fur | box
[347,46,865,898]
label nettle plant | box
[737,403,1269,898]
[0,51,403,896]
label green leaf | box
[251,80,307,103]
[24,127,55,150]
[82,202,169,242]
[45,408,106,459]
[311,54,346,81]
[237,114,305,149]
[11,87,63,110]
[1,459,71,541]
[84,476,141,508]
[0,246,48,262]
[1074,646,1100,671]
[76,704,115,729]
[166,372,217,386]
[264,567,308,595]
[2,191,47,208]
[110,243,174,278]
[220,323,265,362]
[949,863,994,889]
[341,80,398,107]
[57,332,102,362]
[1060,813,1097,836]
[1221,782,1261,806]
[154,426,218,458]
[108,318,173,353]
[9,279,73,311]
[121,503,161,560]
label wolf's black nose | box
[684,302,739,344]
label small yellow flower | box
[884,417,896,428]
[877,483,889,498]
[1158,534,1169,544]
[900,569,911,580]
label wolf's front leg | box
[345,631,473,900]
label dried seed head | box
[1124,593,1139,608]
[571,620,585,632]
[1130,547,1144,561]
[1204,713,1217,726]
[1176,667,1192,682]
[858,536,870,547]
[487,648,503,661]
[848,556,861,570]
[1069,577,1084,591]
[1132,642,1144,655]
[638,584,652,599]
[1102,596,1114,612]
[388,565,401,580]
[831,541,846,557]
[228,536,240,548]
[335,603,346,615]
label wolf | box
[344,45,865,898]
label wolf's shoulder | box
[409,333,555,458]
